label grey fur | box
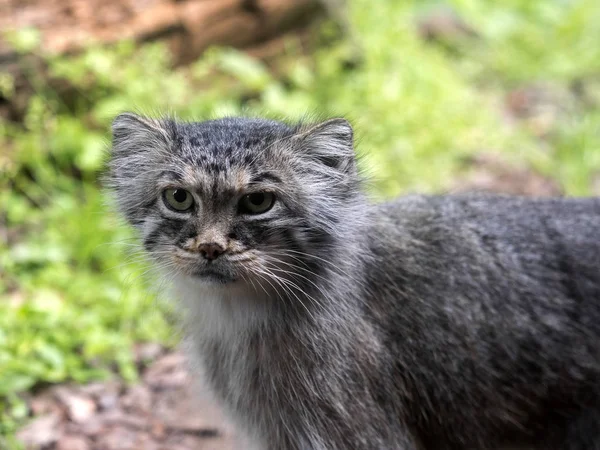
[107,113,600,450]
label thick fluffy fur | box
[108,113,600,450]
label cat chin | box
[191,271,238,285]
[184,263,239,285]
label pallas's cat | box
[108,113,600,450]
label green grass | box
[1,0,600,438]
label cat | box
[107,112,600,450]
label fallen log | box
[0,0,323,64]
[0,0,327,121]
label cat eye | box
[239,192,275,215]
[163,188,194,212]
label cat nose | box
[197,243,225,261]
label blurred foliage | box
[1,0,600,438]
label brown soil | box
[17,347,237,450]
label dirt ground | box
[17,346,237,450]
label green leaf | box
[4,28,41,53]
[216,49,273,91]
[77,134,106,172]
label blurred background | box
[1,0,599,448]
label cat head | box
[107,113,365,293]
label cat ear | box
[294,118,355,174]
[111,112,173,154]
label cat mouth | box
[173,251,239,283]
[191,266,238,284]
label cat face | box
[108,114,362,291]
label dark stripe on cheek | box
[141,198,158,211]
[307,229,334,248]
[144,217,188,251]
[177,222,199,245]
[230,224,254,247]
[130,217,145,227]
[143,226,163,251]
[282,228,302,252]
[244,217,275,225]
[163,218,189,239]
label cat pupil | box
[250,193,265,205]
[173,190,187,203]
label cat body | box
[367,196,600,449]
[108,114,600,450]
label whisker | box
[260,254,333,287]
[252,265,319,322]
[249,266,289,306]
[259,256,331,304]
[268,248,353,274]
